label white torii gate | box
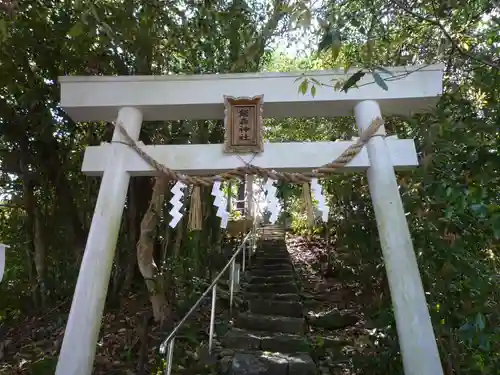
[57,65,444,375]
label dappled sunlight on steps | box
[218,226,317,375]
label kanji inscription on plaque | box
[223,95,264,153]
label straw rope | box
[114,118,384,185]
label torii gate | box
[56,65,444,375]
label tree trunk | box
[32,205,48,308]
[121,180,139,294]
[137,177,171,323]
[201,187,213,278]
[37,136,87,256]
[120,177,153,295]
[20,155,47,308]
[136,311,151,375]
[172,189,188,259]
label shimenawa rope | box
[114,118,384,185]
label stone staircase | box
[220,227,317,375]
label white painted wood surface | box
[55,107,144,375]
[81,139,419,176]
[59,65,443,121]
[0,244,8,283]
[354,100,443,375]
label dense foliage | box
[0,0,498,373]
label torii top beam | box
[59,64,443,122]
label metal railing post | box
[209,285,217,354]
[164,336,175,375]
[234,262,240,292]
[248,233,252,267]
[251,225,256,255]
[229,259,235,315]
[242,242,246,272]
[159,230,260,374]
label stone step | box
[255,245,287,249]
[254,263,293,271]
[221,328,310,353]
[247,265,293,275]
[229,351,316,375]
[254,254,288,258]
[256,245,286,250]
[256,245,287,251]
[252,258,290,265]
[255,248,288,253]
[253,258,290,264]
[244,292,300,301]
[245,282,298,294]
[253,253,288,258]
[235,313,305,334]
[248,274,294,284]
[249,270,294,278]
[251,263,292,270]
[254,250,289,256]
[252,256,292,266]
[249,299,303,318]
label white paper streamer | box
[311,178,330,222]
[212,181,229,228]
[0,244,8,283]
[263,178,279,224]
[169,181,186,228]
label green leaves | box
[371,67,394,91]
[298,78,309,95]
[492,213,500,240]
[318,29,342,62]
[341,70,365,92]
[458,313,493,352]
[374,67,394,77]
[475,312,486,331]
[0,18,7,42]
[372,71,388,91]
[68,22,85,38]
[297,77,321,97]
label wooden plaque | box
[223,95,264,154]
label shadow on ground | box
[286,233,399,375]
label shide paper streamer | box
[212,181,229,228]
[310,178,330,222]
[263,178,279,224]
[169,181,186,228]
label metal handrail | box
[159,221,261,375]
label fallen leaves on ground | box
[0,291,226,375]
[286,232,386,375]
[1,233,390,375]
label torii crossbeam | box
[82,139,418,176]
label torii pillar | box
[55,107,143,375]
[355,100,443,375]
